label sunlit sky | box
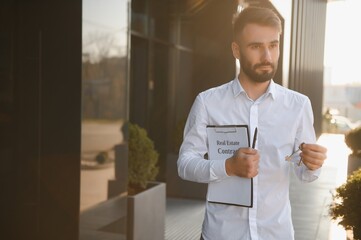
[82,0,128,61]
[324,0,361,86]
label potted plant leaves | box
[345,126,361,175]
[127,122,165,240]
[329,168,361,240]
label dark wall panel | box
[289,0,327,137]
[0,1,82,240]
[192,0,237,96]
[39,2,82,239]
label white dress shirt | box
[178,79,321,240]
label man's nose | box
[262,48,272,62]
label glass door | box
[80,0,130,239]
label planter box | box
[127,181,166,240]
[108,143,128,199]
[79,195,127,240]
[348,154,361,175]
[166,153,207,200]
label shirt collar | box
[232,78,245,97]
[232,78,277,100]
[266,80,277,100]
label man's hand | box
[300,143,327,171]
[225,148,260,178]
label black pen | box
[252,127,258,149]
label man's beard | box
[239,53,278,83]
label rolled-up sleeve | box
[293,97,321,182]
[177,94,229,183]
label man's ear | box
[231,42,240,59]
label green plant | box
[128,122,159,194]
[345,126,361,157]
[329,168,361,240]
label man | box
[177,6,327,240]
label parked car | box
[323,115,360,134]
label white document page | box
[206,125,253,207]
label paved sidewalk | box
[165,198,205,240]
[299,133,349,240]
[165,133,350,240]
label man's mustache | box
[254,62,273,68]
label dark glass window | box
[149,0,169,40]
[131,0,148,35]
[180,19,193,48]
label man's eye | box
[270,43,278,49]
[251,45,261,49]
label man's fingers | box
[237,147,258,155]
[303,161,321,171]
[300,147,326,170]
[228,148,260,178]
[302,143,327,154]
[301,155,324,166]
[301,150,325,161]
[301,143,327,164]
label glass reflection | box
[81,0,128,212]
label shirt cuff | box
[209,159,229,181]
[301,166,321,182]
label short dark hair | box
[233,6,282,41]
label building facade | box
[0,0,327,239]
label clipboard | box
[206,125,253,207]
